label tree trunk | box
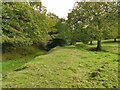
[70,41,76,45]
[90,41,93,45]
[114,38,117,42]
[97,40,101,50]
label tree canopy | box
[2,2,57,51]
[2,1,118,51]
[66,2,118,50]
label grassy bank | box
[2,40,119,88]
[2,46,47,76]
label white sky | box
[41,0,77,19]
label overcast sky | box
[41,0,77,19]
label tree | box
[47,13,68,48]
[67,2,118,50]
[2,2,57,51]
[47,12,59,22]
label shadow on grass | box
[102,40,120,44]
[64,44,98,51]
[75,44,88,48]
[87,47,119,55]
[88,47,102,51]
[51,42,119,55]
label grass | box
[2,46,46,77]
[2,45,46,61]
[2,39,119,88]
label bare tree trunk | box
[90,41,93,45]
[97,40,101,50]
[114,38,117,42]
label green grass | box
[2,40,119,88]
[2,46,46,77]
[2,45,46,61]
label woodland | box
[1,1,119,88]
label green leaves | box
[2,2,57,49]
[67,2,118,43]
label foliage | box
[67,2,118,49]
[2,2,57,51]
